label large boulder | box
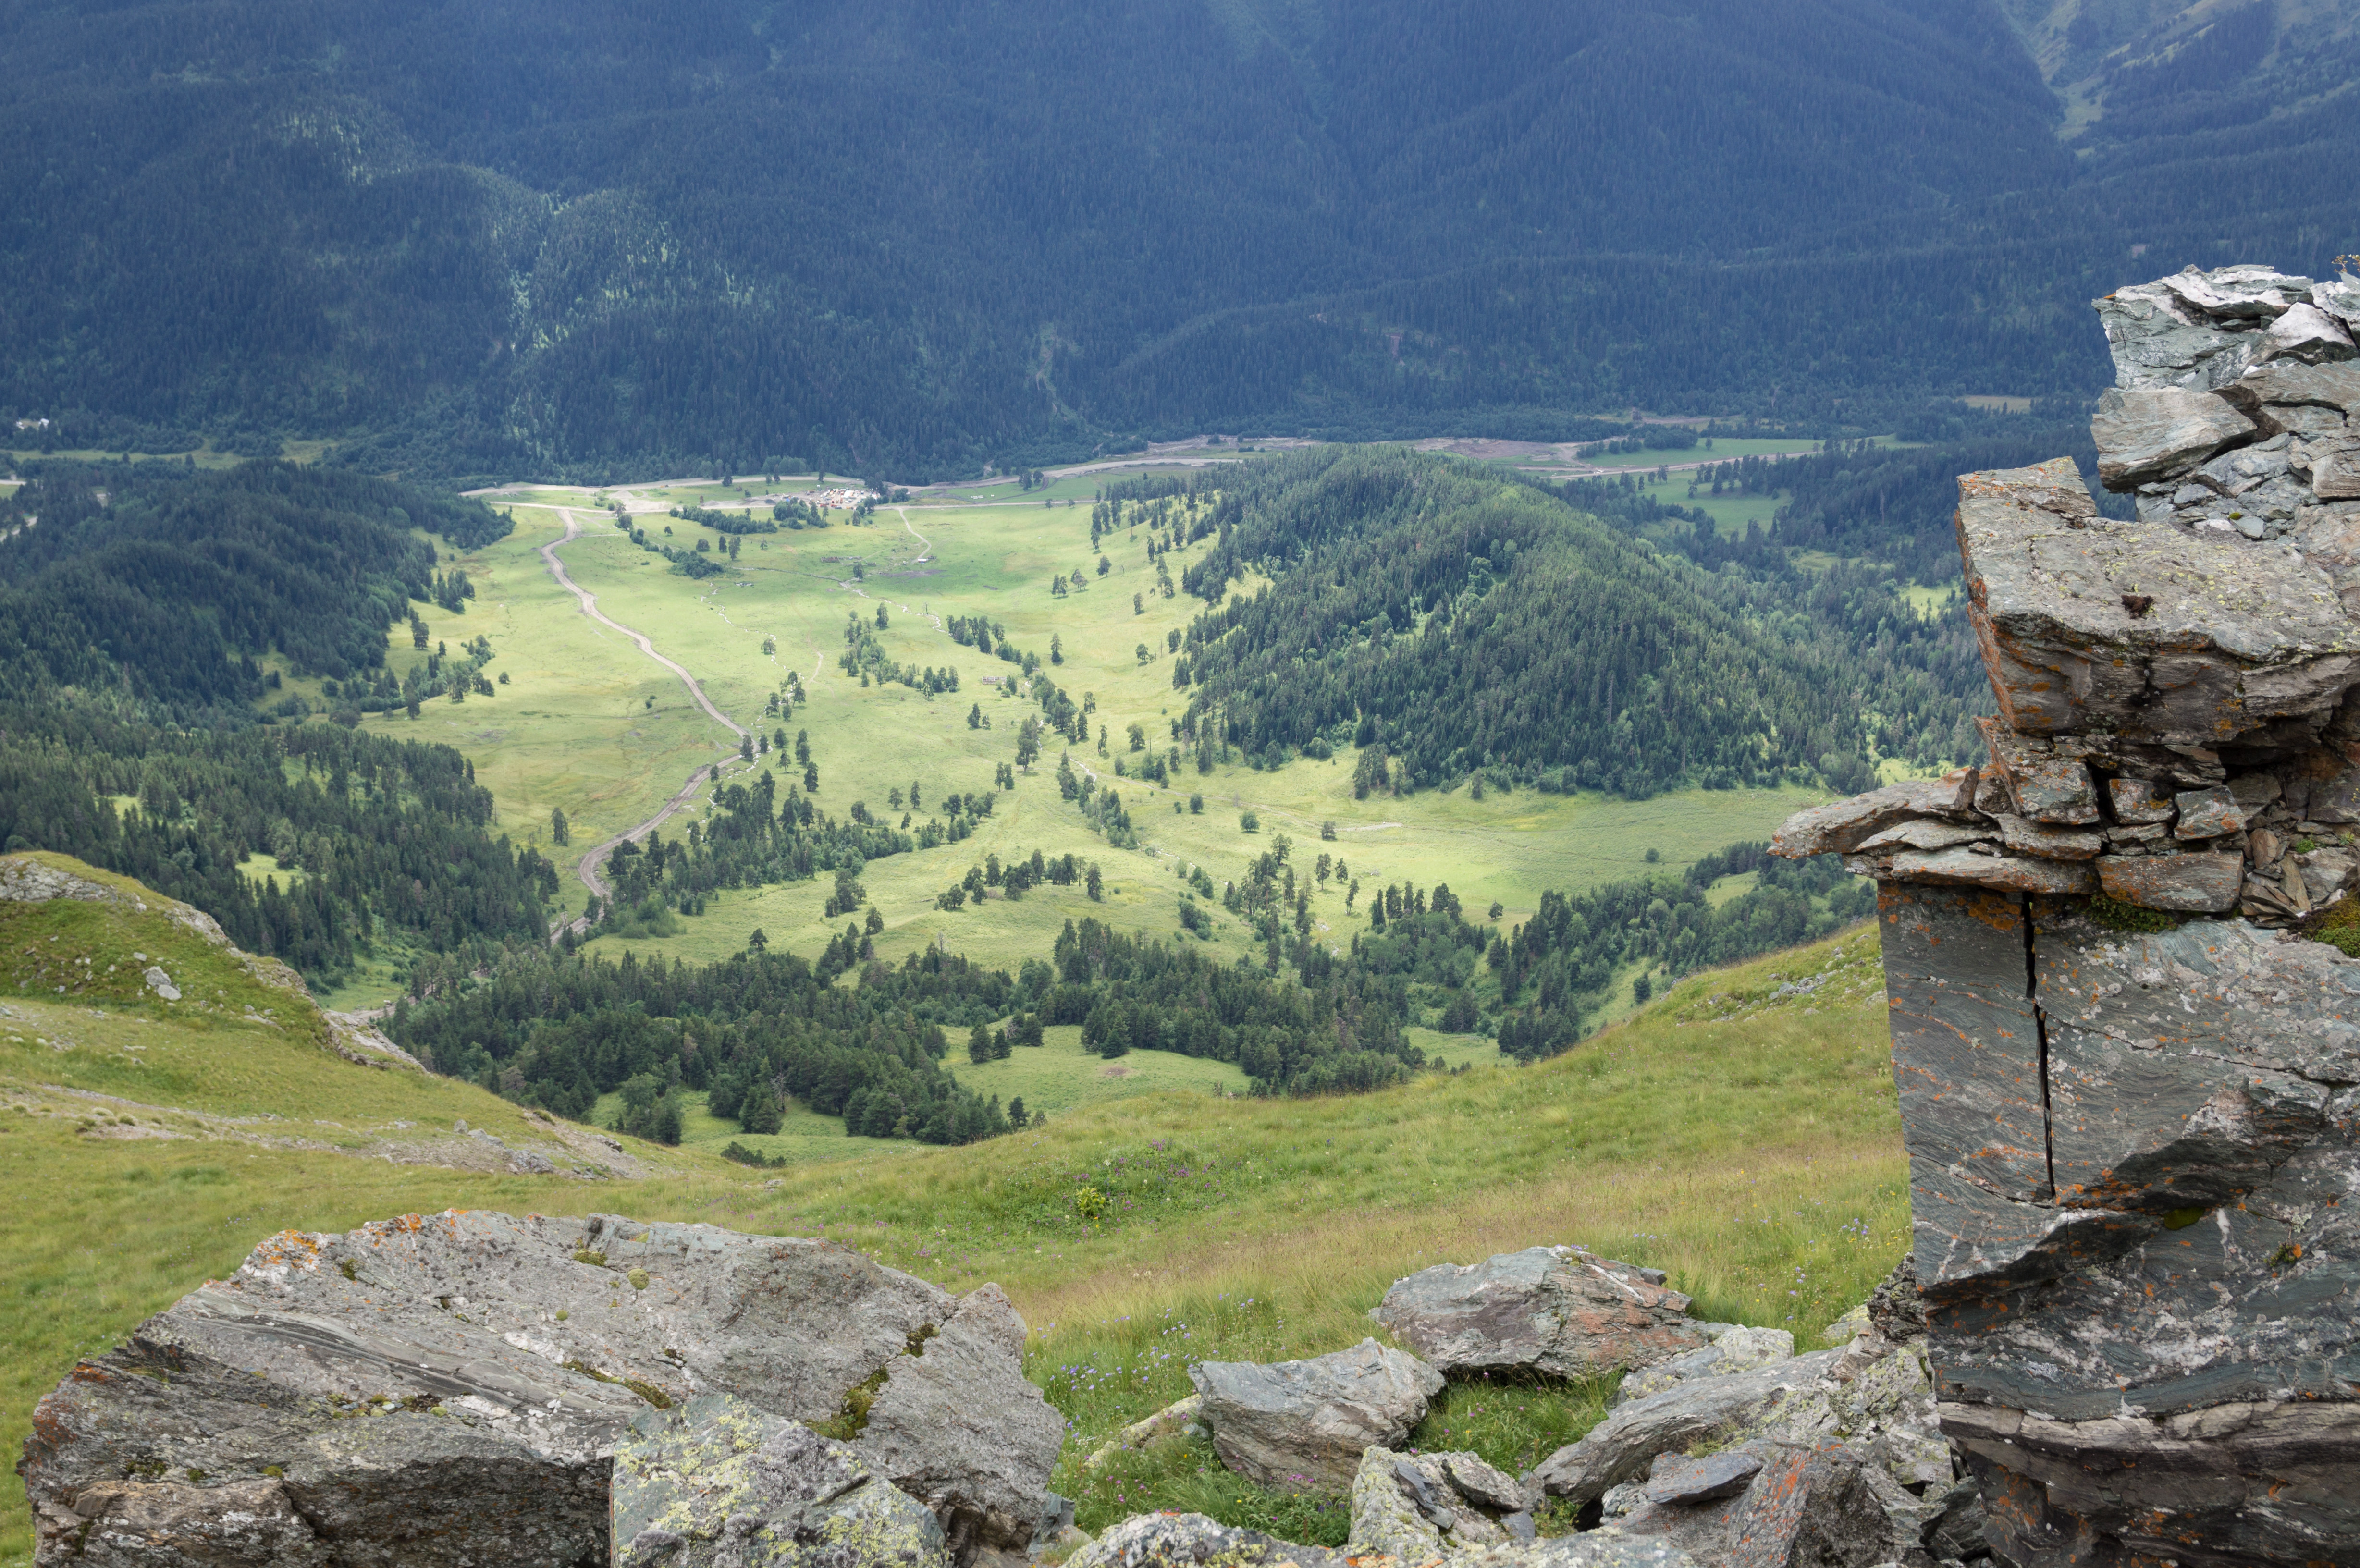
[857,1284,1066,1556]
[18,1211,1057,1567]
[1189,1338,1442,1492]
[1370,1247,1708,1380]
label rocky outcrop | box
[1527,1332,1949,1509]
[17,1211,1058,1567]
[1347,1447,1536,1559]
[1603,1440,1932,1568]
[1370,1247,1709,1379]
[1612,1326,1794,1406]
[1768,263,2360,1568]
[1188,1338,1443,1491]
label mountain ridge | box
[8,0,2349,479]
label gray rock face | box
[1371,1247,1708,1381]
[1770,264,2360,1567]
[1949,1401,2360,1568]
[2092,386,2258,487]
[858,1284,1066,1556]
[1062,1512,1343,1568]
[1856,884,2360,1564]
[18,1211,1054,1568]
[1188,1337,1442,1492]
[1955,459,2360,745]
[610,1394,947,1568]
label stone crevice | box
[2022,901,2058,1204]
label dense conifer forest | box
[0,462,508,710]
[1171,449,1982,797]
[0,712,556,981]
[0,462,547,982]
[3,0,2353,476]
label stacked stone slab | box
[1772,265,2360,1568]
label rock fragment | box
[2094,851,2243,911]
[1641,1450,1762,1506]
[1063,1512,1344,1568]
[1188,1338,1441,1491]
[1371,1246,1708,1380]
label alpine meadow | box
[3,1,2354,1564]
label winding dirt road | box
[542,508,750,936]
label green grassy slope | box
[0,854,1902,1559]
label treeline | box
[673,505,776,534]
[1488,844,1874,1060]
[580,759,1005,938]
[389,943,1018,1146]
[0,461,509,713]
[0,709,555,982]
[1170,448,1982,798]
[839,609,960,695]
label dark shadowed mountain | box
[1,0,2353,478]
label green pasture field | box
[358,482,1832,1010]
[582,1025,1262,1167]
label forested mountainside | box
[0,462,545,984]
[0,713,556,982]
[1170,450,1984,797]
[3,0,2354,478]
[0,462,508,711]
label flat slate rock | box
[1879,845,2097,896]
[1189,1337,1441,1492]
[2094,851,2243,911]
[2092,386,2259,487]
[1767,774,1972,858]
[1956,458,2360,744]
[1643,1450,1763,1507]
[1371,1247,1707,1381]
